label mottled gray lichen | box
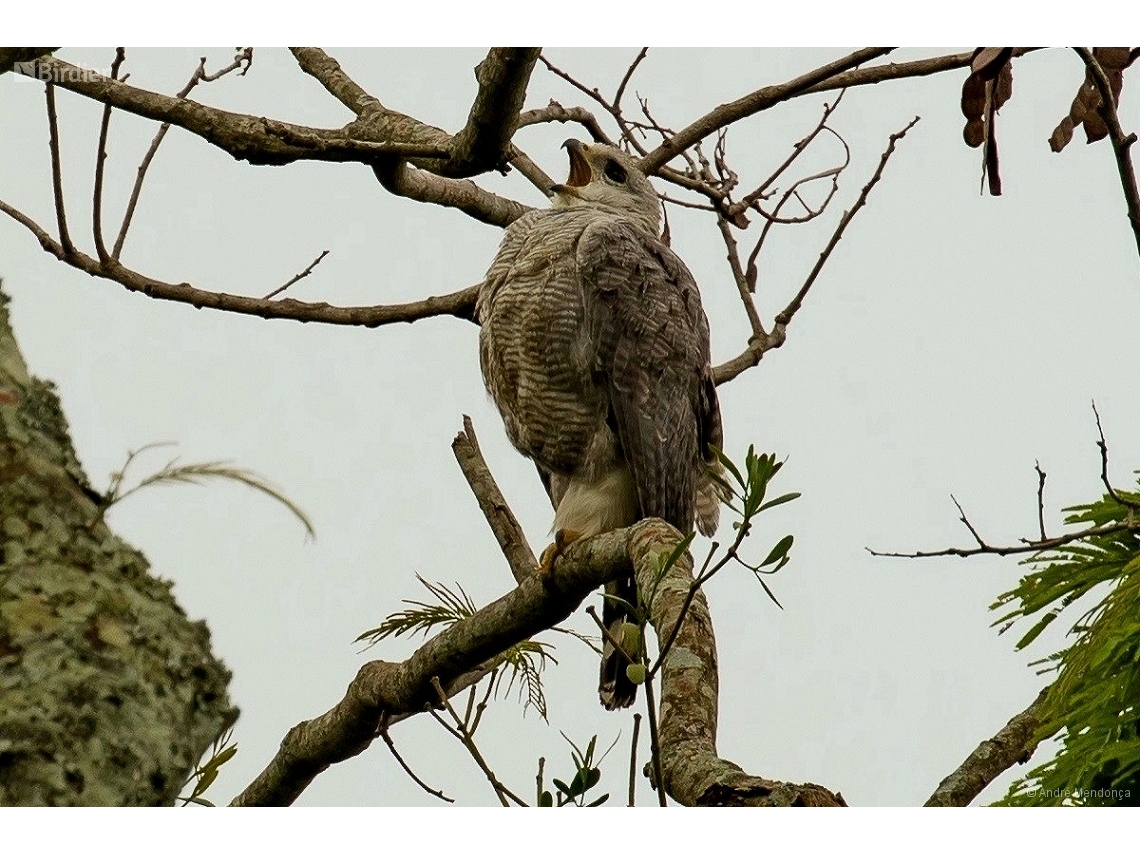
[0,287,237,805]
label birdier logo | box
[11,60,105,83]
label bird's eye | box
[604,160,627,184]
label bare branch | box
[379,726,455,803]
[1075,49,1140,262]
[1035,461,1048,542]
[430,677,527,806]
[290,46,383,116]
[628,713,641,807]
[0,197,480,327]
[639,48,893,174]
[93,48,126,264]
[614,48,649,116]
[715,216,765,338]
[774,116,919,329]
[925,687,1053,806]
[446,48,541,178]
[33,56,448,166]
[802,48,1042,97]
[263,250,330,300]
[868,517,1140,559]
[517,102,614,145]
[115,49,253,259]
[45,82,74,258]
[452,416,538,584]
[371,160,532,227]
[1092,401,1140,511]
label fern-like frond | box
[104,447,315,539]
[995,475,1140,805]
[357,575,476,646]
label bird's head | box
[550,140,661,235]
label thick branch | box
[446,48,541,177]
[372,160,532,227]
[925,687,1053,806]
[631,520,844,806]
[639,48,892,174]
[289,46,384,116]
[230,525,640,806]
[32,56,448,166]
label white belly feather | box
[552,464,640,538]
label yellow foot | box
[537,528,582,576]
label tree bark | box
[0,286,236,805]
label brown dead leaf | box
[1051,47,1137,152]
[961,48,1015,195]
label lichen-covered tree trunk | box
[0,287,236,805]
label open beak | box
[549,139,592,195]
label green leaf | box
[711,444,744,489]
[758,492,800,512]
[587,793,610,807]
[553,778,572,797]
[539,790,554,807]
[585,767,601,791]
[760,534,794,567]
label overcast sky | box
[2,47,1138,807]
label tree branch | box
[924,687,1052,806]
[1075,48,1140,262]
[629,520,845,806]
[445,48,541,178]
[774,116,920,329]
[229,525,640,805]
[639,48,893,174]
[0,197,480,327]
[31,56,449,166]
[711,116,916,387]
[801,48,1041,97]
[452,416,538,584]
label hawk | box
[477,140,723,709]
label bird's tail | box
[599,574,638,710]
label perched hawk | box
[477,140,723,709]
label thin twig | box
[715,215,765,338]
[952,495,988,549]
[264,250,330,299]
[430,677,526,807]
[379,726,455,803]
[628,713,641,807]
[614,48,649,116]
[45,81,74,257]
[774,116,920,329]
[113,49,252,259]
[1035,461,1048,542]
[728,90,846,218]
[639,48,893,174]
[642,672,667,807]
[583,606,635,666]
[1092,401,1140,510]
[93,47,126,264]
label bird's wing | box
[577,217,718,534]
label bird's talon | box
[537,528,582,576]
